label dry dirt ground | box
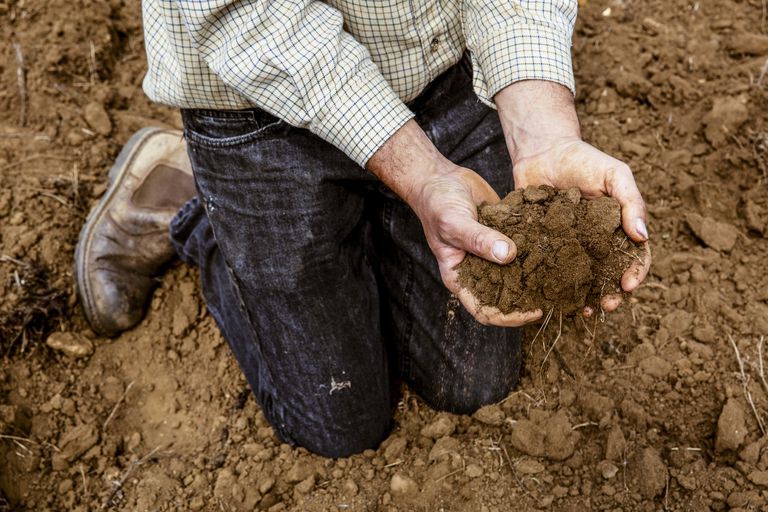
[2,0,768,510]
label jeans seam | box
[199,191,296,446]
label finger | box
[600,294,622,312]
[456,288,543,327]
[443,216,517,265]
[621,242,652,292]
[607,164,648,243]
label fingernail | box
[492,240,509,262]
[636,218,648,240]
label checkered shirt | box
[142,0,577,167]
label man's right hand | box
[367,120,543,327]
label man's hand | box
[496,80,651,314]
[367,120,543,326]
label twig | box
[39,192,69,207]
[12,42,27,127]
[758,336,768,396]
[0,434,60,452]
[760,59,768,88]
[729,334,766,435]
[383,460,403,468]
[501,442,534,500]
[102,445,162,510]
[88,41,98,84]
[0,255,29,267]
[530,307,554,352]
[540,310,563,371]
[571,421,599,430]
[103,380,135,431]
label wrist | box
[495,80,582,163]
[366,119,453,206]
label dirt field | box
[2,0,768,510]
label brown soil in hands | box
[458,186,639,315]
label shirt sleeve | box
[462,0,578,106]
[173,0,414,167]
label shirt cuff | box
[310,60,415,168]
[470,24,576,108]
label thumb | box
[446,217,517,264]
[608,165,648,243]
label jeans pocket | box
[182,108,286,148]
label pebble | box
[420,415,456,439]
[472,404,505,426]
[46,332,94,358]
[83,101,113,136]
[465,464,483,478]
[523,186,550,203]
[747,471,768,487]
[715,399,747,452]
[286,461,314,483]
[383,436,408,463]
[516,459,545,474]
[598,460,619,479]
[51,423,100,471]
[294,475,315,495]
[390,473,419,495]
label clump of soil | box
[458,186,640,315]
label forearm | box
[494,80,581,163]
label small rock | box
[727,33,768,56]
[390,473,419,495]
[685,213,739,252]
[465,464,483,478]
[428,436,460,463]
[523,186,550,203]
[46,332,94,358]
[692,324,717,344]
[83,101,113,136]
[639,355,673,378]
[342,479,358,496]
[515,459,545,474]
[598,460,619,479]
[420,415,455,439]
[52,423,100,471]
[383,436,408,463]
[285,461,314,483]
[620,140,650,158]
[213,468,236,500]
[739,441,762,464]
[294,475,315,495]
[627,447,668,499]
[715,399,747,452]
[473,404,504,426]
[605,425,626,462]
[561,187,581,205]
[509,409,579,461]
[748,470,768,487]
[702,96,749,148]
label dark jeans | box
[171,56,521,458]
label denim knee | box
[275,405,392,458]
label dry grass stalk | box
[728,334,766,435]
[12,42,27,127]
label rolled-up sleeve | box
[462,0,578,105]
[175,0,414,167]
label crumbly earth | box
[458,186,637,315]
[2,0,768,511]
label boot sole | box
[74,127,180,336]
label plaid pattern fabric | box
[142,0,577,166]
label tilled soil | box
[2,0,768,511]
[458,187,637,314]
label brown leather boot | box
[75,127,196,336]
